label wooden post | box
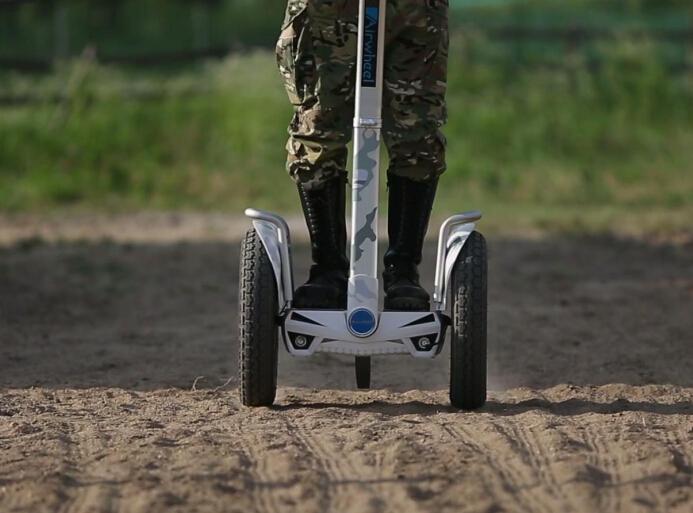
[192,1,211,50]
[53,1,69,60]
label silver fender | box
[432,211,482,311]
[245,209,294,310]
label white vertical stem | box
[348,0,387,314]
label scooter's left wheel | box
[238,228,278,407]
[355,356,371,389]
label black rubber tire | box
[355,356,371,389]
[449,230,488,410]
[238,228,278,407]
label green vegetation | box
[1,2,692,233]
[1,54,294,211]
[2,44,692,215]
[443,36,693,208]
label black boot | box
[383,174,438,311]
[293,175,348,309]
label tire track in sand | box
[638,418,692,511]
[62,420,121,513]
[580,421,624,513]
[444,421,552,513]
[345,423,429,512]
[506,419,576,512]
[286,413,421,513]
[285,415,353,512]
[235,416,293,513]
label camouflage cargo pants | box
[276,0,449,190]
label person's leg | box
[276,0,359,308]
[381,0,449,311]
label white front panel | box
[283,310,444,358]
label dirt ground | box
[1,214,692,513]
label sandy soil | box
[1,215,692,513]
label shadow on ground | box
[271,397,693,417]
[1,235,692,391]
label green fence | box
[1,0,691,70]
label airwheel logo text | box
[361,4,379,87]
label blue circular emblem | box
[348,308,377,337]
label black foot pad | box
[384,297,430,311]
[293,287,346,310]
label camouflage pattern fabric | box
[276,0,449,190]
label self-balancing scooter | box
[239,0,487,409]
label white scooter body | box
[246,0,481,358]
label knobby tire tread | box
[238,228,278,406]
[450,231,488,410]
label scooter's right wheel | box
[449,230,487,410]
[238,228,278,407]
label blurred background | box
[1,0,692,233]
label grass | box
[1,37,692,234]
[0,54,292,211]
